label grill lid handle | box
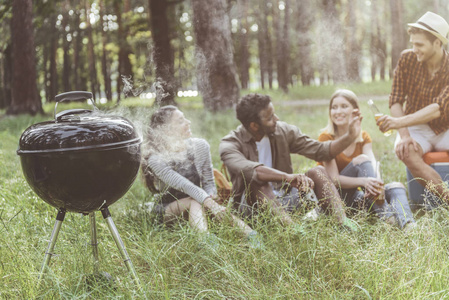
[55,91,93,102]
[54,91,97,122]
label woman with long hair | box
[318,90,415,230]
[142,105,263,248]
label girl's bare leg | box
[164,197,208,233]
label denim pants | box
[238,187,318,218]
[340,161,414,228]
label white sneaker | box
[403,222,417,233]
[303,207,321,222]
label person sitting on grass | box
[142,105,263,249]
[318,89,416,230]
[219,93,361,232]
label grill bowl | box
[17,91,141,213]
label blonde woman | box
[318,90,415,229]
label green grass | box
[2,85,449,299]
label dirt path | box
[278,94,389,107]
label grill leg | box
[101,207,141,288]
[89,212,100,274]
[37,209,66,286]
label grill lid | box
[17,91,141,154]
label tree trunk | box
[274,0,294,89]
[323,0,347,83]
[345,0,360,82]
[273,1,288,92]
[149,0,176,106]
[99,0,112,102]
[281,0,290,89]
[7,0,42,115]
[390,0,405,75]
[191,0,240,112]
[238,0,249,89]
[263,1,273,89]
[73,8,83,91]
[48,14,58,102]
[256,2,266,89]
[295,1,314,86]
[115,0,133,103]
[85,0,98,101]
[1,45,12,109]
[370,0,387,81]
[62,7,71,92]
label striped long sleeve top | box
[146,138,217,204]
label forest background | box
[1,0,448,113]
[3,1,449,299]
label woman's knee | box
[306,165,326,179]
[385,182,405,190]
[352,154,370,166]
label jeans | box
[340,161,415,228]
[238,187,318,218]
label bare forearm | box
[329,134,353,158]
[338,175,368,189]
[391,103,440,132]
[255,165,290,183]
[390,103,410,138]
[401,103,440,126]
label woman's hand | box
[203,197,227,217]
[348,109,362,140]
[363,177,384,197]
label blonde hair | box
[321,89,363,143]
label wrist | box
[398,127,410,138]
[398,115,408,128]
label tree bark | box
[149,0,176,106]
[191,0,240,111]
[115,0,133,103]
[263,1,273,89]
[237,0,249,89]
[256,2,266,89]
[73,8,83,91]
[7,0,42,115]
[390,0,406,75]
[99,0,112,102]
[1,45,12,109]
[85,0,98,101]
[62,5,71,92]
[295,1,314,86]
[370,0,387,81]
[345,0,360,82]
[281,0,290,89]
[323,0,347,83]
[48,14,58,102]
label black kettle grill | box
[17,91,141,287]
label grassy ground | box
[2,82,449,299]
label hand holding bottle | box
[367,99,393,136]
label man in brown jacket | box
[219,93,362,229]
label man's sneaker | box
[246,230,265,250]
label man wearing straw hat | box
[377,12,449,203]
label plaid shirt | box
[389,49,449,134]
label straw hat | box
[408,11,449,45]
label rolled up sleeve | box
[431,85,449,134]
[283,123,332,162]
